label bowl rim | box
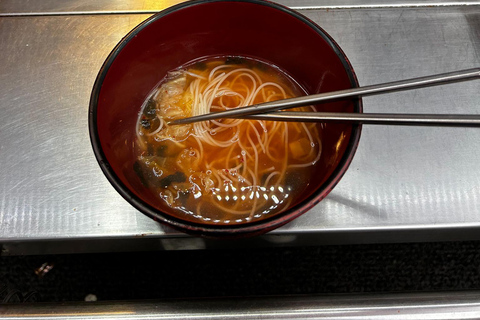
[88,0,363,237]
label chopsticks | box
[242,112,480,127]
[169,68,480,126]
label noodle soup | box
[134,56,322,224]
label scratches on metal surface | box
[0,7,479,243]
[0,15,166,240]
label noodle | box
[134,56,322,224]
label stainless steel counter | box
[0,0,479,252]
[3,291,480,319]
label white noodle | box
[135,60,321,221]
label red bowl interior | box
[90,0,362,237]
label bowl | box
[89,0,362,238]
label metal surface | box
[171,68,480,125]
[2,0,480,16]
[243,112,480,127]
[2,291,480,319]
[0,2,479,249]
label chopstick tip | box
[168,118,191,125]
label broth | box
[134,56,322,224]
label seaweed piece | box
[141,119,151,129]
[140,117,160,136]
[159,171,186,188]
[156,145,168,157]
[133,161,148,186]
[193,61,207,71]
[178,190,190,206]
[143,99,157,119]
[254,60,269,72]
[134,157,167,187]
[147,144,154,156]
[225,56,245,65]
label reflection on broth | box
[134,56,322,224]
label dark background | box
[1,241,480,303]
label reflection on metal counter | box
[2,291,480,319]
